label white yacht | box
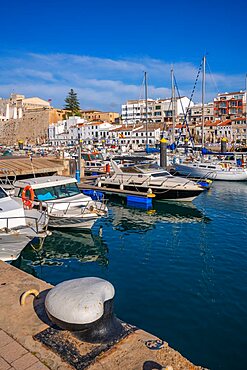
[95,159,205,202]
[175,160,247,181]
[0,186,48,261]
[13,176,108,229]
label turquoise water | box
[13,182,247,370]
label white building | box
[48,116,120,146]
[121,97,192,125]
[121,99,154,125]
[48,116,84,146]
[0,94,51,121]
[188,102,214,123]
[77,121,118,144]
[110,124,162,148]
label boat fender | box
[20,289,39,306]
[98,181,101,187]
[22,185,35,209]
[120,184,124,190]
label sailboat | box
[175,56,247,181]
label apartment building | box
[121,99,154,125]
[214,91,246,120]
[121,97,192,125]
[110,123,162,147]
[188,102,214,123]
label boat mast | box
[144,71,148,148]
[201,55,206,148]
[245,73,247,145]
[171,66,176,144]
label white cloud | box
[0,52,244,111]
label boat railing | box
[43,198,108,216]
[0,215,46,235]
[110,172,150,186]
[83,198,108,215]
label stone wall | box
[0,108,65,145]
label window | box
[151,172,170,177]
[32,183,81,201]
[155,105,161,110]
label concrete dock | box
[0,261,206,370]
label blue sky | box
[0,0,246,111]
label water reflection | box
[110,199,210,233]
[12,229,109,271]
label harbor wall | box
[0,109,64,146]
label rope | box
[206,59,219,96]
[173,57,204,147]
[174,75,195,146]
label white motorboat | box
[13,176,108,229]
[175,160,247,181]
[0,186,49,261]
[95,158,205,202]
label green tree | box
[64,89,81,116]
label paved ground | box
[0,261,206,370]
[0,330,48,370]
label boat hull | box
[176,164,247,181]
[99,183,203,202]
[48,215,97,229]
[0,233,33,261]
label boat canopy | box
[14,176,77,190]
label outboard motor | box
[45,277,124,343]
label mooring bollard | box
[160,138,168,169]
[221,137,227,153]
[45,277,124,343]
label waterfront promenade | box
[0,261,205,370]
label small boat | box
[175,161,247,181]
[13,176,108,229]
[95,158,205,202]
[0,186,49,261]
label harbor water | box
[12,181,247,370]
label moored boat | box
[13,176,108,229]
[95,158,205,202]
[175,160,247,181]
[0,186,49,261]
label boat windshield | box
[136,163,163,172]
[18,182,81,201]
[151,172,171,177]
[82,153,104,161]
